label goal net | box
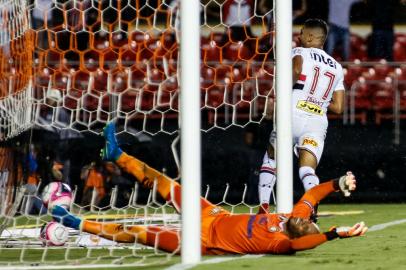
[0,0,274,267]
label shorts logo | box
[302,138,318,147]
[296,100,323,115]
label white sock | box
[258,154,276,204]
[299,166,320,191]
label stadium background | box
[0,0,405,208]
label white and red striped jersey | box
[291,47,345,117]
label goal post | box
[275,0,293,213]
[180,0,201,264]
[0,0,277,268]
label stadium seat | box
[81,93,99,112]
[35,68,52,88]
[349,34,367,61]
[344,61,367,86]
[45,49,62,71]
[120,89,138,113]
[83,50,101,72]
[93,70,108,92]
[215,65,232,86]
[139,86,156,112]
[209,32,227,47]
[229,66,247,83]
[148,67,165,84]
[398,83,406,110]
[373,80,395,124]
[202,40,222,66]
[112,70,128,93]
[394,41,406,61]
[201,65,216,88]
[394,65,406,81]
[93,31,110,51]
[63,95,78,110]
[52,72,70,91]
[205,85,225,108]
[62,50,81,71]
[72,70,90,91]
[119,45,138,68]
[363,62,392,81]
[101,48,119,71]
[160,31,176,51]
[111,31,128,48]
[223,41,253,62]
[129,64,147,89]
[55,30,73,52]
[347,79,371,125]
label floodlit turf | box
[1,204,406,270]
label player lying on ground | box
[52,123,367,255]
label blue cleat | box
[101,122,123,161]
[52,205,82,230]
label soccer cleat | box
[101,122,123,161]
[52,205,82,230]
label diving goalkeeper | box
[52,122,367,255]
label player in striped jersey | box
[258,19,345,214]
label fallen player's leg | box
[52,205,181,252]
[102,122,214,212]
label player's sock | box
[258,156,276,213]
[299,166,320,191]
[102,122,123,161]
[116,152,178,201]
[82,220,147,243]
[52,205,82,230]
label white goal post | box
[275,0,293,213]
[180,0,202,265]
[179,0,294,263]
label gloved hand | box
[338,171,356,197]
[329,221,368,238]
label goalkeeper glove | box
[324,222,368,240]
[338,171,356,197]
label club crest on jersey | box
[268,226,281,233]
[302,138,318,147]
[296,100,323,115]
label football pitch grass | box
[1,203,406,270]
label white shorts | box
[269,113,327,164]
[292,112,327,164]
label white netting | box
[0,181,268,268]
[0,0,274,139]
[0,0,274,267]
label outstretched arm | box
[292,172,356,218]
[272,222,368,254]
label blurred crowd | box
[28,0,406,62]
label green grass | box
[1,204,406,270]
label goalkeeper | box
[53,122,367,255]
